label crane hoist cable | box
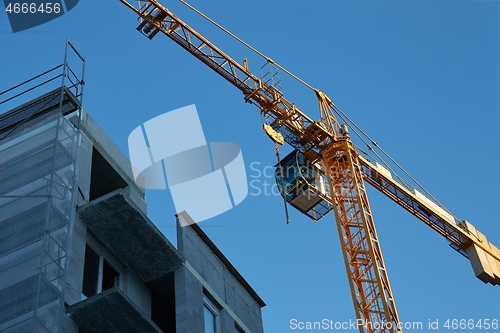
[118,1,500,328]
[181,0,297,225]
[263,124,290,224]
[180,0,452,219]
[276,142,290,225]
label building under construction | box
[0,42,265,333]
[3,3,500,331]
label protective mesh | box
[0,88,79,146]
[0,276,59,326]
[0,142,72,197]
[0,91,80,332]
[0,202,67,257]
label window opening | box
[102,259,119,291]
[82,243,119,300]
[203,296,220,333]
[82,244,99,298]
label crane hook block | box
[263,124,285,145]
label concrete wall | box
[176,214,264,333]
[64,132,91,333]
[123,266,152,319]
[76,132,92,206]
[79,109,144,200]
[65,216,87,307]
[65,131,93,308]
[64,132,155,331]
[174,266,205,333]
[60,112,263,332]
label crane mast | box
[323,139,399,331]
[118,1,500,332]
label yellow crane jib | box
[117,1,500,332]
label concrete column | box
[175,266,204,333]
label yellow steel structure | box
[323,139,400,332]
[117,1,500,332]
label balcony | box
[67,287,162,333]
[77,189,183,283]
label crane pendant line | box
[117,0,500,264]
[117,1,500,333]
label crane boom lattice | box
[118,1,500,332]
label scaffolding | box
[0,40,85,333]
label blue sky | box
[1,0,499,332]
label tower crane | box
[118,1,500,332]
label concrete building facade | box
[0,74,265,332]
